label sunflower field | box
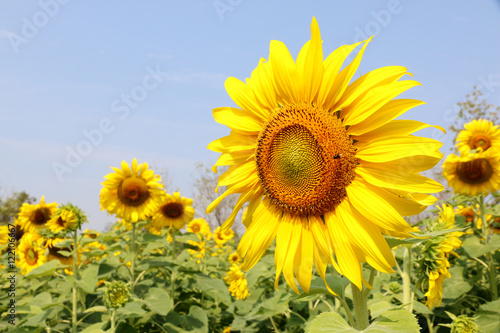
[2,17,500,333]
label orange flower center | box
[161,202,183,218]
[456,158,493,184]
[118,177,150,207]
[26,247,38,265]
[470,134,491,150]
[256,104,357,216]
[192,224,200,232]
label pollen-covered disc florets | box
[255,103,357,216]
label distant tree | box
[192,162,244,235]
[448,86,500,149]
[0,191,36,225]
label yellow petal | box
[296,17,323,103]
[322,38,372,110]
[212,150,253,173]
[356,163,444,193]
[356,120,445,142]
[335,66,409,110]
[207,131,257,153]
[343,80,421,126]
[324,207,363,290]
[213,107,264,133]
[246,58,276,112]
[356,135,443,163]
[293,221,314,293]
[225,77,268,121]
[347,180,413,235]
[239,199,280,270]
[269,40,297,105]
[347,99,425,135]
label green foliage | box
[0,190,35,224]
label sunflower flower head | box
[18,233,47,275]
[455,205,475,224]
[207,17,444,293]
[419,204,464,309]
[456,119,500,154]
[186,218,212,240]
[224,264,250,300]
[228,251,241,265]
[45,237,77,267]
[17,196,58,233]
[104,281,131,308]
[47,203,87,234]
[150,192,195,230]
[100,159,164,223]
[187,240,206,259]
[443,149,500,196]
[213,226,230,245]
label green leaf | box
[23,308,54,327]
[294,275,350,300]
[364,309,420,332]
[385,227,467,248]
[117,301,146,317]
[305,312,355,332]
[141,287,172,316]
[79,322,106,333]
[77,264,99,294]
[462,234,500,258]
[181,306,208,333]
[84,306,108,314]
[369,301,394,319]
[143,239,168,254]
[412,300,433,315]
[98,263,115,277]
[196,276,231,305]
[24,260,67,279]
[474,299,500,333]
[442,266,472,300]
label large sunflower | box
[443,149,500,196]
[456,119,500,154]
[207,17,444,293]
[150,192,195,230]
[17,196,58,233]
[100,159,164,222]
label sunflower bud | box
[450,315,479,333]
[104,281,131,308]
[389,281,401,293]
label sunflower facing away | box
[207,17,444,293]
[420,204,464,309]
[17,196,58,233]
[443,148,500,196]
[150,192,195,230]
[456,119,500,154]
[100,159,164,222]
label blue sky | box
[1,0,499,231]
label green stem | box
[479,195,498,300]
[403,245,412,311]
[171,270,176,310]
[72,230,79,333]
[351,283,369,330]
[72,286,77,333]
[336,295,356,328]
[130,222,137,293]
[110,308,116,332]
[270,316,280,332]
